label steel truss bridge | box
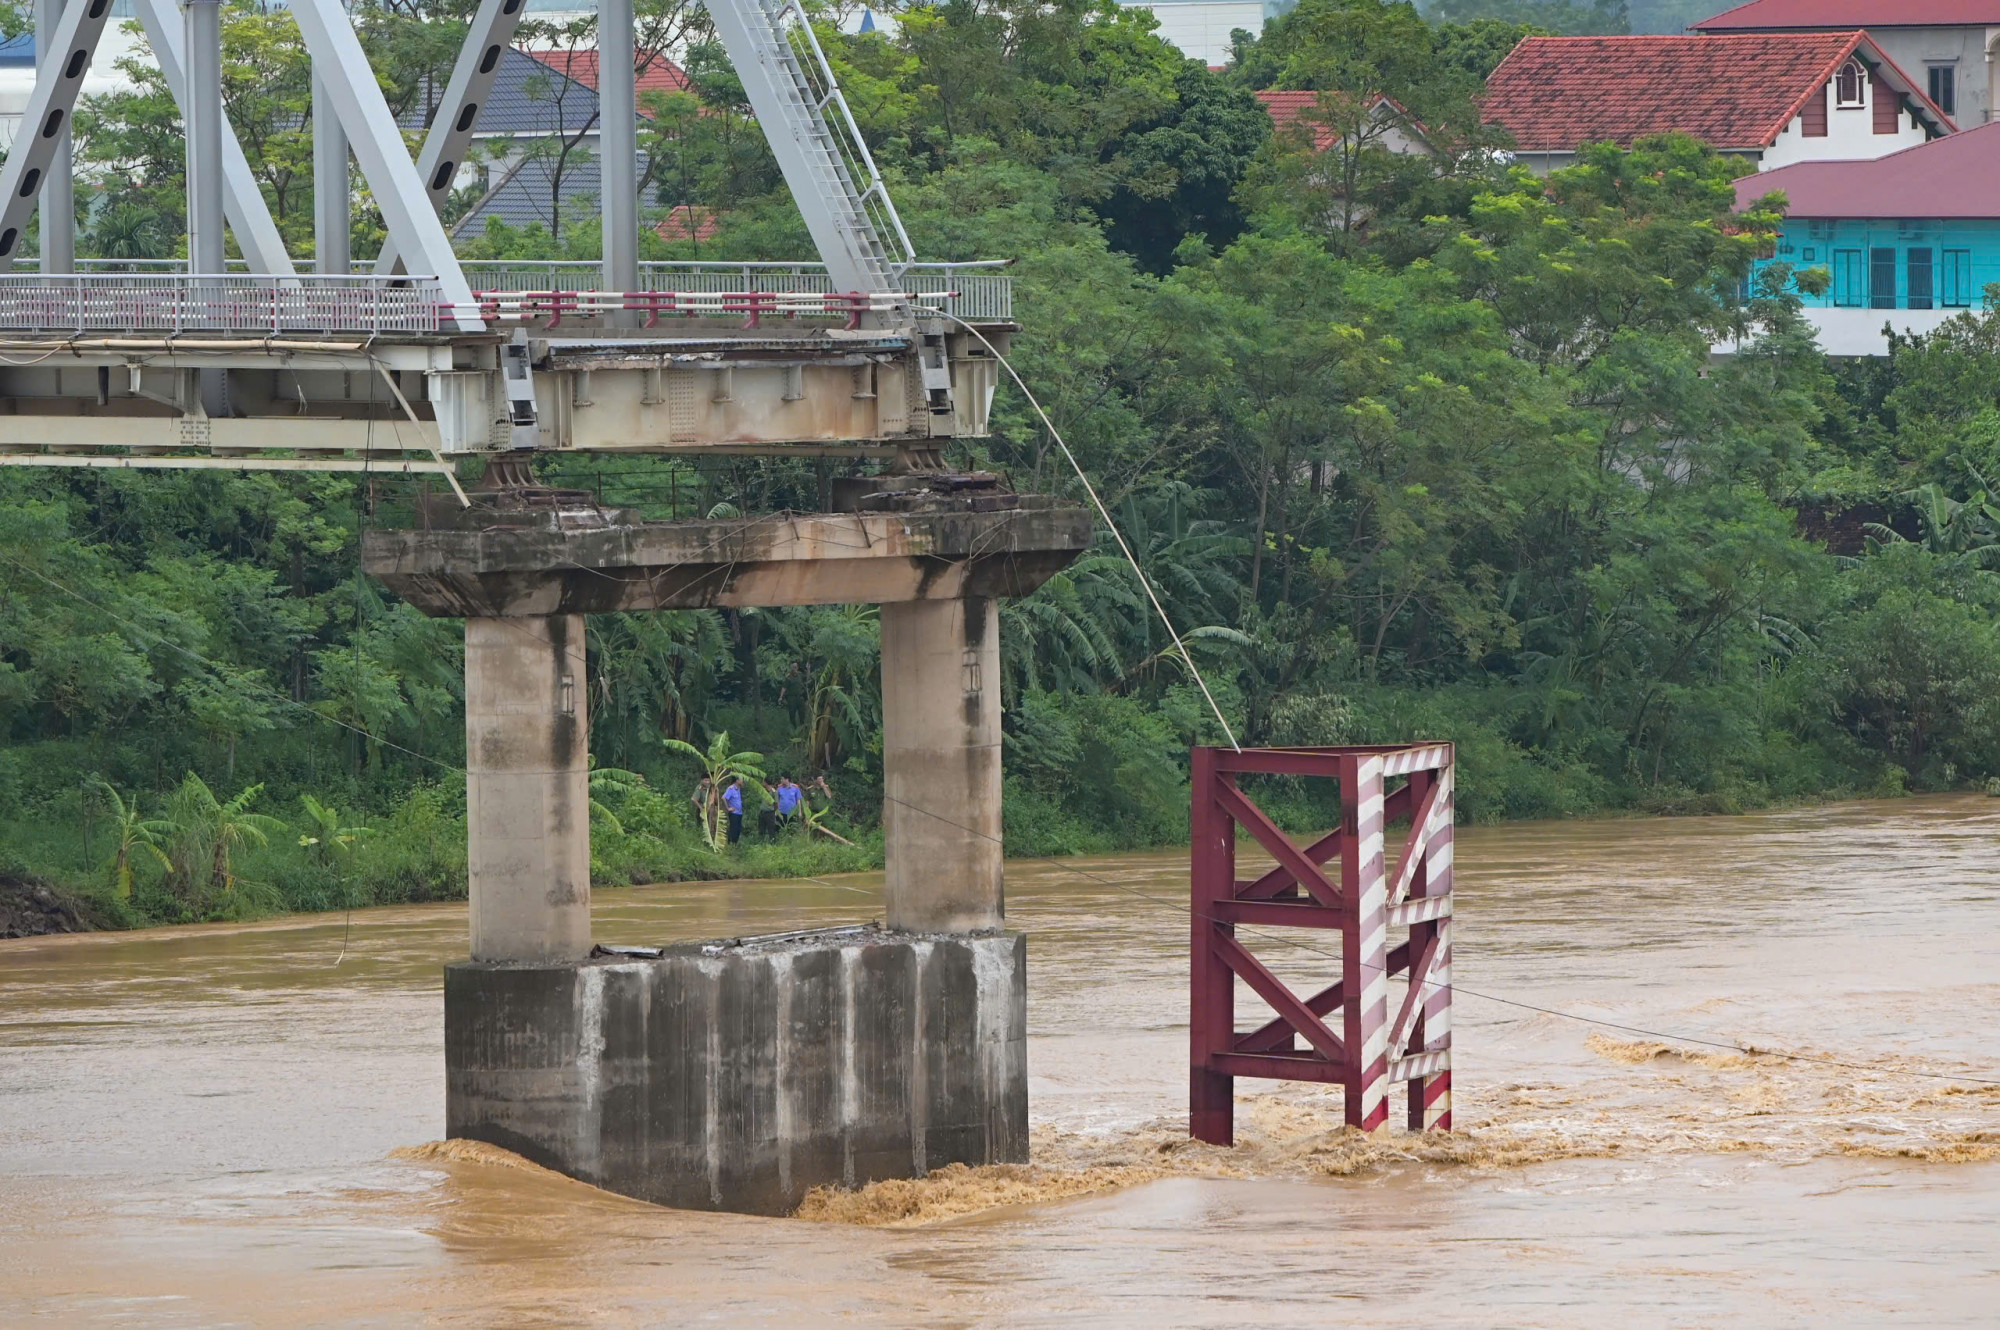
[0,0,1015,481]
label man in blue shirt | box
[774,776,803,827]
[723,777,744,845]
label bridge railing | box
[0,274,446,334]
[0,260,1015,332]
[460,260,1014,322]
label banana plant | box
[663,732,767,850]
[93,780,170,901]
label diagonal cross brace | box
[0,0,117,267]
[288,0,482,329]
[1215,781,1342,909]
[1211,930,1347,1065]
[1238,827,1342,901]
[375,0,528,276]
[1386,925,1443,1055]
[1385,774,1442,908]
[132,0,295,277]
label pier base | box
[444,927,1028,1215]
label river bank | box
[9,773,1990,939]
[4,793,1996,1324]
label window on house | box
[1809,219,1836,242]
[1929,64,1957,115]
[1908,248,1934,309]
[1803,246,1816,262]
[1836,60,1866,108]
[1943,249,1973,307]
[1871,247,1898,307]
[1833,249,1865,306]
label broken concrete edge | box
[444,926,1028,1216]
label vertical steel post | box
[313,71,350,275]
[598,0,639,303]
[1189,746,1235,1145]
[1341,754,1390,1129]
[1412,754,1453,1130]
[184,0,225,277]
[1402,767,1436,1131]
[34,0,73,274]
[185,0,225,415]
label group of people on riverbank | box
[696,774,834,846]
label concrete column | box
[880,596,1003,933]
[464,615,592,962]
[34,0,73,274]
[312,71,349,275]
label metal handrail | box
[0,262,1017,327]
[0,273,447,334]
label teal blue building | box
[1736,122,2000,314]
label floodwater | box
[4,796,1999,1326]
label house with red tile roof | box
[1483,32,1955,175]
[1256,91,1431,156]
[1734,119,2000,353]
[527,48,693,102]
[1694,2,2000,129]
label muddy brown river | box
[4,795,1999,1325]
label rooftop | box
[1255,91,1421,150]
[1483,33,1954,154]
[1694,0,2000,29]
[1736,119,2000,216]
[526,48,692,99]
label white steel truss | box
[375,0,531,276]
[703,0,914,295]
[0,0,118,268]
[132,0,297,278]
[288,0,483,330]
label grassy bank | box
[3,737,1956,940]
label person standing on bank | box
[774,775,804,831]
[723,777,745,845]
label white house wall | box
[1864,27,1995,126]
[1761,71,1931,171]
[1122,0,1269,66]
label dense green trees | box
[5,0,2000,927]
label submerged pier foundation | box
[364,489,1086,1212]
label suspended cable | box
[943,314,1241,752]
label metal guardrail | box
[0,261,1016,331]
[463,260,1015,322]
[474,288,921,329]
[0,274,446,334]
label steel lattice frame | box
[1190,744,1454,1144]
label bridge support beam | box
[364,496,1087,1213]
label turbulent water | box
[3,796,1998,1325]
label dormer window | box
[1836,60,1866,108]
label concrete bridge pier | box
[363,494,1089,1214]
[463,615,592,964]
[881,595,1004,933]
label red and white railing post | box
[1189,744,1454,1144]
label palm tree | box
[93,780,170,901]
[663,732,766,849]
